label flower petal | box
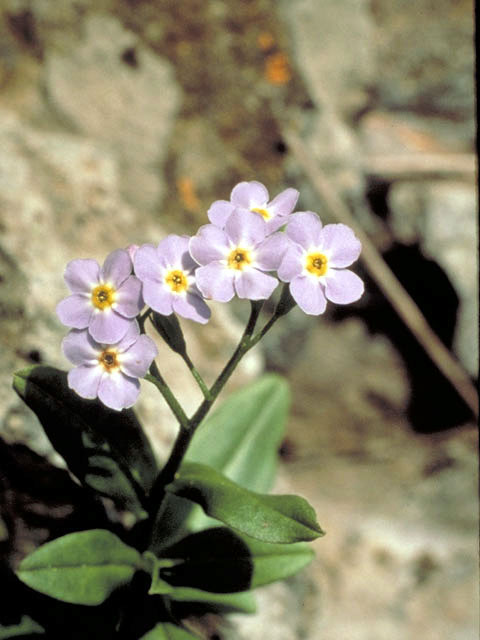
[115,321,141,351]
[189,225,229,265]
[121,335,158,378]
[324,269,364,304]
[64,259,100,293]
[195,263,235,302]
[68,365,102,399]
[89,309,132,343]
[56,294,93,329]
[62,329,99,365]
[172,292,211,324]
[268,188,299,217]
[98,372,140,411]
[134,244,163,282]
[286,212,323,250]
[158,235,191,269]
[277,244,304,282]
[141,279,174,315]
[207,199,236,228]
[231,181,269,208]
[255,232,290,271]
[290,276,327,315]
[234,269,279,300]
[318,224,362,268]
[101,249,132,287]
[114,276,143,318]
[225,209,266,247]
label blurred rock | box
[45,14,180,211]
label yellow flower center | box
[98,349,120,373]
[306,252,328,277]
[227,248,252,271]
[165,269,188,293]
[91,284,116,310]
[251,207,271,220]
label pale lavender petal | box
[319,224,362,268]
[195,263,235,302]
[68,365,102,399]
[62,329,99,365]
[89,309,131,343]
[121,335,158,378]
[231,181,269,208]
[101,249,132,287]
[264,216,291,233]
[115,321,141,352]
[268,188,299,217]
[142,279,174,315]
[255,232,290,271]
[158,235,190,268]
[189,225,229,265]
[277,245,304,282]
[134,244,163,282]
[64,259,100,293]
[324,269,364,304]
[225,210,266,247]
[207,200,236,227]
[172,292,211,324]
[126,244,139,262]
[98,372,140,411]
[286,212,323,250]
[290,276,327,315]
[56,294,93,329]
[114,276,143,317]
[234,269,279,300]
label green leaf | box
[139,623,200,640]
[12,366,157,515]
[0,616,44,638]
[187,373,290,492]
[165,462,324,543]
[153,374,291,549]
[16,529,142,605]
[158,527,314,593]
[168,588,256,614]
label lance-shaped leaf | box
[187,374,290,493]
[0,616,44,638]
[12,365,157,515]
[153,374,290,549]
[157,527,314,593]
[168,588,256,615]
[165,462,324,544]
[139,622,200,640]
[17,529,142,606]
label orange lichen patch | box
[264,52,291,86]
[177,177,201,212]
[257,31,275,51]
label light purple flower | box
[278,212,364,315]
[56,249,143,344]
[189,210,288,302]
[133,235,210,324]
[208,180,299,233]
[62,322,158,411]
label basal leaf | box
[0,616,44,638]
[168,588,256,614]
[157,527,314,593]
[139,622,200,639]
[17,529,142,605]
[12,366,157,515]
[165,462,324,544]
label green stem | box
[182,353,212,401]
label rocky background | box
[0,1,477,638]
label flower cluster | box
[57,180,363,410]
